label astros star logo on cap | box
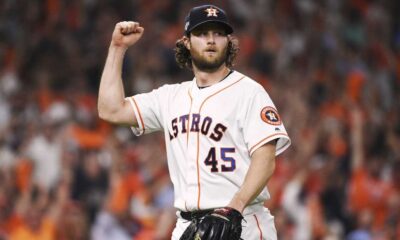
[205,7,219,17]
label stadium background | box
[0,0,399,239]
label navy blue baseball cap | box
[184,5,233,36]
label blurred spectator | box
[8,182,67,240]
[25,120,62,192]
[346,210,373,240]
[386,161,400,239]
[348,107,393,233]
[72,151,109,224]
[91,210,131,240]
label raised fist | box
[111,21,144,49]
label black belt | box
[180,209,214,221]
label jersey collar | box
[190,70,243,98]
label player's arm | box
[98,21,144,126]
[227,141,277,213]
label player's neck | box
[193,65,231,88]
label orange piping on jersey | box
[196,131,201,209]
[198,77,245,112]
[196,76,245,209]
[187,89,193,147]
[254,214,263,240]
[249,133,289,154]
[131,97,145,134]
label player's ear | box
[183,36,191,50]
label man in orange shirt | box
[348,107,392,231]
[10,205,56,240]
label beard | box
[190,46,228,72]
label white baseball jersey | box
[127,70,290,212]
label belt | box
[180,209,214,221]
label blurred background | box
[0,0,399,239]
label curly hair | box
[174,36,239,70]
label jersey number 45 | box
[204,147,236,172]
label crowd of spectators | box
[0,0,399,239]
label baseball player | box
[98,4,291,240]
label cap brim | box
[186,20,233,35]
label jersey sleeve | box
[243,91,291,156]
[126,86,167,136]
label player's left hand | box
[179,207,243,240]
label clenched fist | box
[111,21,144,49]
